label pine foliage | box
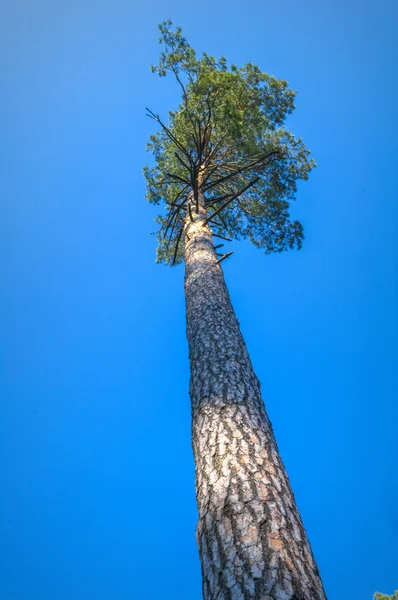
[144,21,315,264]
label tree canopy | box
[373,592,398,600]
[144,21,315,265]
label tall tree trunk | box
[184,191,327,600]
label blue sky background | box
[1,1,397,599]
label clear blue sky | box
[1,1,397,599]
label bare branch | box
[172,184,190,205]
[174,152,191,172]
[200,163,221,188]
[167,201,187,210]
[215,251,233,265]
[170,64,188,106]
[162,185,189,238]
[203,177,260,226]
[164,206,183,243]
[204,190,234,206]
[171,225,185,265]
[169,64,201,151]
[212,232,232,242]
[146,107,192,161]
[204,151,282,191]
[166,172,191,185]
[207,219,224,229]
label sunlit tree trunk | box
[184,189,327,600]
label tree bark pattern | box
[184,195,326,600]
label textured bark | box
[184,192,327,600]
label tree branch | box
[164,207,183,244]
[146,107,193,161]
[163,184,189,238]
[166,172,191,185]
[203,177,260,226]
[171,225,184,265]
[203,151,282,191]
[204,190,234,206]
[215,251,233,265]
[212,232,232,242]
[174,152,191,172]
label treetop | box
[144,21,315,265]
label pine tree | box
[144,21,326,600]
